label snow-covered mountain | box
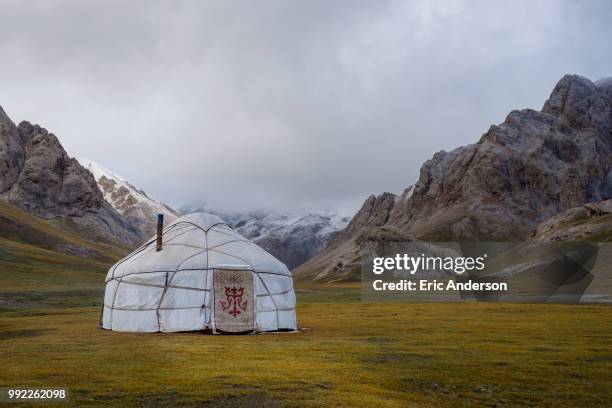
[235,211,350,269]
[75,159,349,266]
[79,159,178,238]
[180,205,350,269]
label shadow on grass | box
[0,328,55,340]
[91,390,283,408]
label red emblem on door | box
[219,286,248,317]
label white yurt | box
[100,213,297,334]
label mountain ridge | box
[0,108,140,246]
[79,159,178,237]
[295,74,612,282]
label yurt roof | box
[169,212,227,231]
[105,213,291,282]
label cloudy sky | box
[1,0,610,215]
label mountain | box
[180,205,349,269]
[233,211,350,269]
[295,74,612,282]
[0,107,140,246]
[79,159,178,237]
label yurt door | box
[212,269,255,334]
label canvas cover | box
[100,213,297,333]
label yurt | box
[100,213,297,334]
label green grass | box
[0,207,610,406]
[1,281,611,407]
[0,199,128,262]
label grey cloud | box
[0,0,610,215]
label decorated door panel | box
[212,269,255,334]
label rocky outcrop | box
[389,75,612,240]
[0,107,25,193]
[295,74,612,281]
[328,192,397,248]
[531,199,612,244]
[377,74,612,241]
[0,108,140,245]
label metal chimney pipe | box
[156,214,164,251]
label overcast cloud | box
[0,0,610,214]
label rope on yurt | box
[203,226,210,326]
[155,247,209,330]
[252,272,281,330]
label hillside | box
[0,199,126,262]
[0,199,125,309]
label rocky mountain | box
[234,211,349,269]
[295,74,612,282]
[80,159,178,237]
[0,106,140,246]
[180,205,349,269]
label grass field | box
[0,202,610,406]
[1,183,610,406]
[1,276,611,407]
